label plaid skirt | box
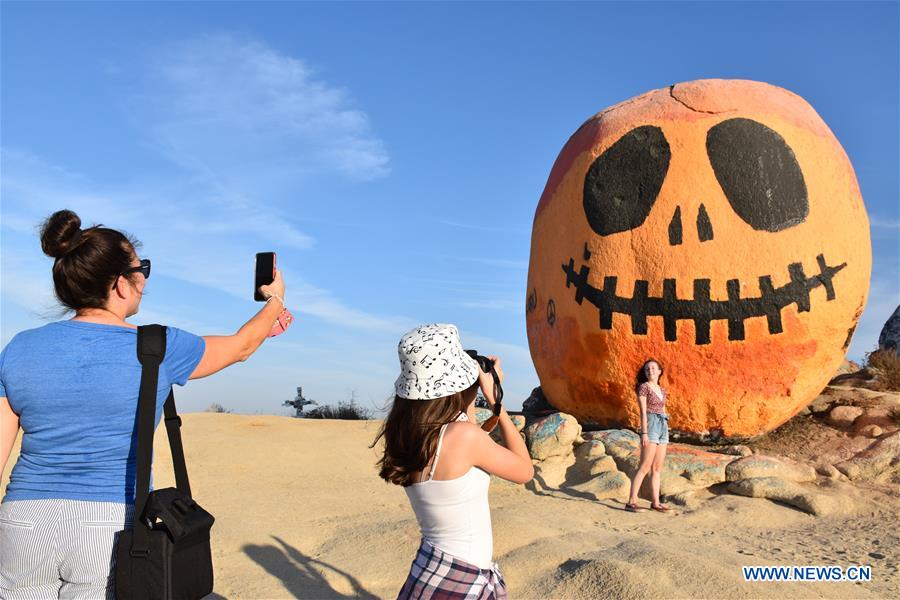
[398,538,508,600]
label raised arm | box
[1,397,19,476]
[190,270,287,380]
[470,357,533,484]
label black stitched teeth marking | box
[561,252,846,345]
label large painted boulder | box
[526,79,871,438]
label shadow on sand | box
[243,535,379,599]
[524,470,623,507]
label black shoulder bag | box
[115,324,215,600]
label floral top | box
[638,382,667,415]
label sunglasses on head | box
[120,258,151,280]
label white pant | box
[0,499,133,600]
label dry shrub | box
[865,348,900,391]
[303,400,373,420]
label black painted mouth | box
[561,244,847,344]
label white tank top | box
[404,413,493,568]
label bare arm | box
[637,389,649,447]
[462,422,533,484]
[190,270,287,380]
[470,357,533,484]
[1,397,19,476]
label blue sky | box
[2,1,898,414]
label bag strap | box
[131,324,193,556]
[163,391,191,496]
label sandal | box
[625,502,645,513]
[650,503,673,513]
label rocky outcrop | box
[510,414,526,432]
[521,406,881,518]
[524,412,582,460]
[835,431,900,483]
[833,359,863,377]
[853,407,897,434]
[878,305,900,353]
[474,407,492,425]
[725,455,816,483]
[663,444,735,486]
[531,454,576,488]
[714,445,753,457]
[522,386,556,418]
[574,439,607,461]
[827,405,864,428]
[727,477,844,516]
[569,471,630,501]
[588,429,732,488]
[475,409,526,445]
[808,394,835,415]
[565,455,618,485]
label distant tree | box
[206,402,232,414]
[283,387,317,418]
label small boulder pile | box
[478,369,900,517]
[487,384,880,516]
[522,412,632,501]
[723,455,846,516]
[806,384,900,484]
[516,414,853,515]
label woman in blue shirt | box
[0,209,288,598]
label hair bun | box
[40,209,83,258]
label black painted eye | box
[583,125,671,236]
[706,118,808,232]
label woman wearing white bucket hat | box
[373,324,533,600]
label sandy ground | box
[3,414,898,599]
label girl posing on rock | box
[373,323,533,600]
[626,359,672,513]
[0,209,290,598]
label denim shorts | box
[647,412,669,444]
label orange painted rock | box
[526,79,871,439]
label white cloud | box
[869,216,900,229]
[143,34,389,186]
[0,254,59,323]
[461,332,532,364]
[461,299,522,311]
[454,256,529,270]
[458,330,537,406]
[287,272,415,332]
[0,147,406,333]
[1,35,536,410]
[440,220,530,235]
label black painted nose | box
[668,206,683,245]
[697,204,714,242]
[668,204,714,245]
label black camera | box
[465,350,495,375]
[465,349,504,411]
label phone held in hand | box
[254,252,276,301]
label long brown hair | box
[635,358,664,391]
[372,382,478,487]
